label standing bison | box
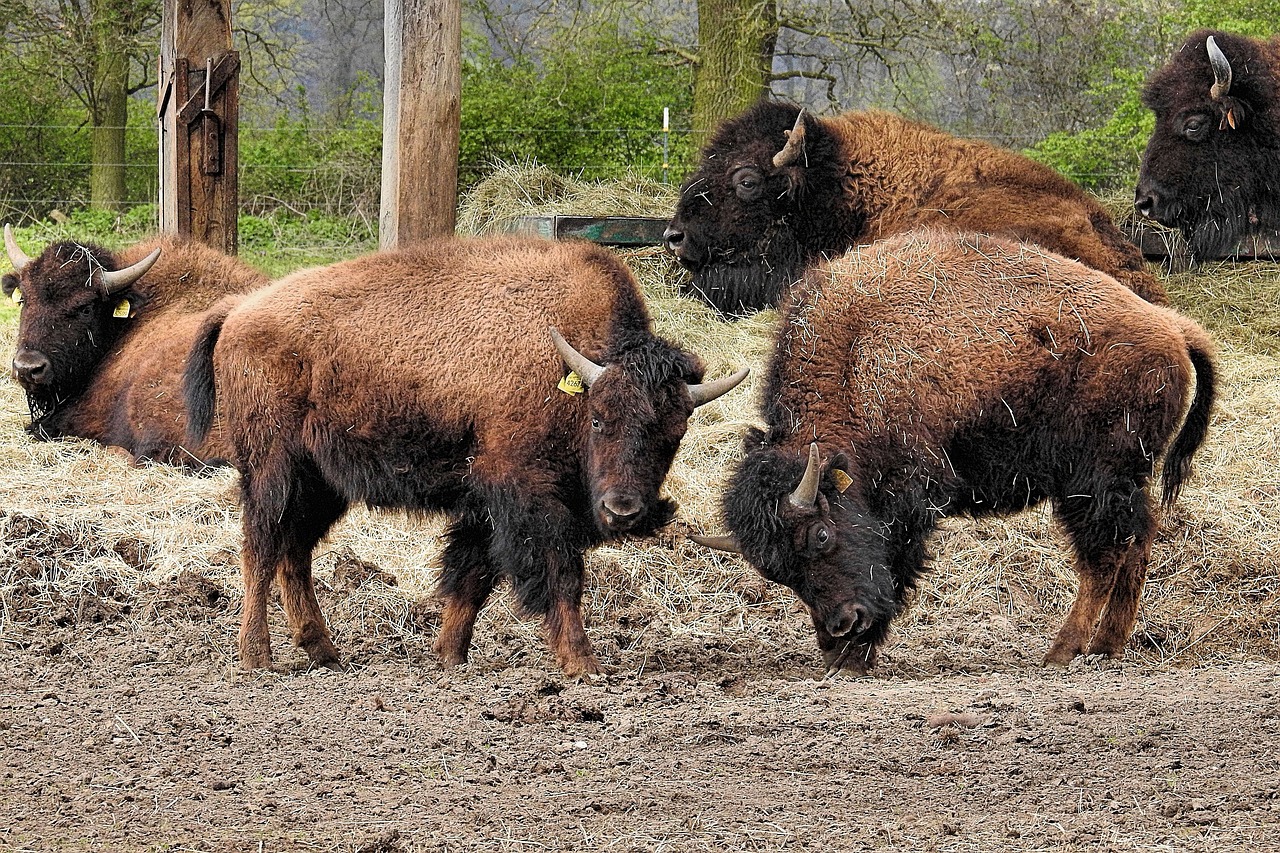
[3,226,267,468]
[183,236,748,677]
[1135,30,1280,260]
[693,230,1214,674]
[665,100,1166,314]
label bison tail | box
[1161,330,1216,508]
[183,301,232,446]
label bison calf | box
[184,236,747,677]
[3,226,267,468]
[694,229,1214,674]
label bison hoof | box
[561,657,605,682]
[1042,646,1080,667]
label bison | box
[664,100,1167,314]
[3,226,268,468]
[1135,30,1280,261]
[182,236,748,677]
[692,229,1214,674]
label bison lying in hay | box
[1135,30,1280,262]
[693,230,1215,675]
[664,100,1167,315]
[183,236,747,677]
[2,227,267,468]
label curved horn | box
[549,327,605,388]
[4,224,31,273]
[1207,36,1233,100]
[772,110,807,169]
[788,443,822,509]
[687,366,750,408]
[688,532,742,554]
[100,247,161,295]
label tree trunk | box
[693,0,777,139]
[89,0,130,211]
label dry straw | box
[1,165,1276,674]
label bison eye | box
[591,417,602,433]
[1182,115,1210,141]
[807,523,833,554]
[732,168,765,201]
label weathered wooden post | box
[380,0,462,248]
[158,0,239,253]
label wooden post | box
[159,0,239,253]
[380,0,461,249]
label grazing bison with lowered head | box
[183,236,748,676]
[664,100,1166,314]
[1135,30,1280,261]
[692,229,1214,675]
[3,226,267,468]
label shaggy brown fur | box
[184,236,744,677]
[666,102,1166,313]
[708,229,1213,673]
[3,236,267,468]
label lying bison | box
[3,226,267,468]
[1135,30,1280,260]
[693,229,1214,674]
[665,100,1166,314]
[183,236,748,677]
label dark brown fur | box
[184,236,734,677]
[716,229,1213,673]
[2,237,267,468]
[666,101,1166,314]
[1136,30,1280,260]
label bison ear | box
[1,273,17,299]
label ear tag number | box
[113,299,132,319]
[830,468,853,493]
[558,371,585,395]
[10,288,21,305]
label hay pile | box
[1,166,1277,673]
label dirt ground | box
[2,234,1279,851]
[2,589,1278,852]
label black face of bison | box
[553,330,748,541]
[664,102,823,316]
[4,241,146,426]
[1135,31,1280,259]
[721,440,900,673]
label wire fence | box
[0,120,1146,223]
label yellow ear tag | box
[558,371,585,395]
[830,468,853,493]
[10,288,21,305]
[113,299,131,319]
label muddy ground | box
[2,591,1278,852]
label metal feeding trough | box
[502,214,1279,263]
[501,215,669,247]
[1121,221,1280,263]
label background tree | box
[691,0,777,135]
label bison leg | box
[238,548,274,670]
[1089,515,1156,658]
[488,492,600,679]
[238,459,346,670]
[434,508,498,667]
[1048,481,1153,666]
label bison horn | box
[772,110,807,169]
[788,442,822,509]
[687,366,750,408]
[1207,36,1233,100]
[688,532,742,554]
[549,327,605,387]
[100,247,161,295]
[4,224,31,273]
